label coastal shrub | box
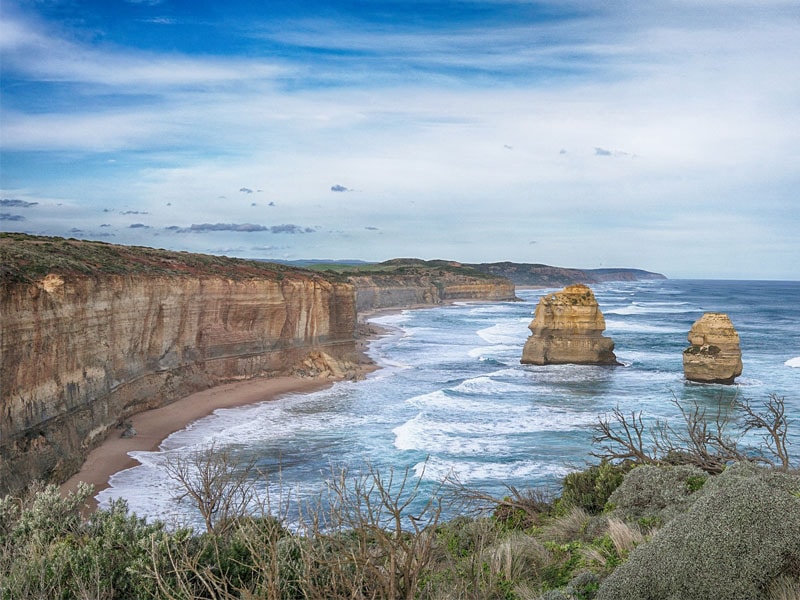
[0,485,164,600]
[559,462,629,515]
[596,464,800,600]
[604,464,707,525]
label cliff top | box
[304,258,501,281]
[0,233,326,285]
[540,283,598,306]
[469,262,666,286]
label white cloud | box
[2,0,798,278]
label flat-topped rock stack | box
[683,312,743,384]
[520,284,618,366]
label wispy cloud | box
[0,199,38,207]
[1,0,798,278]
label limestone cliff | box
[683,312,743,384]
[0,237,518,496]
[0,235,358,496]
[520,284,618,366]
[345,259,517,312]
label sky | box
[1,0,798,279]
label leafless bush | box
[294,462,444,600]
[592,393,794,474]
[163,442,261,534]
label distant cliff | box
[0,237,516,495]
[342,259,517,312]
[469,262,666,287]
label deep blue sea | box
[97,279,800,527]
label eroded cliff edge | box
[1,236,516,495]
[1,235,361,495]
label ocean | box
[96,279,800,527]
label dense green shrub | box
[560,462,630,515]
[0,485,170,600]
[604,464,708,525]
[596,465,800,600]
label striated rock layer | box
[683,312,743,384]
[1,272,358,496]
[347,259,516,312]
[0,235,518,496]
[520,284,618,366]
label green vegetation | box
[4,450,797,598]
[0,233,319,285]
[304,258,504,281]
[0,234,508,289]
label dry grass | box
[769,576,800,600]
[481,532,552,582]
[606,518,644,556]
[539,507,590,544]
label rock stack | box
[520,284,618,366]
[683,312,743,384]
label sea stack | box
[683,312,743,384]
[520,284,618,366]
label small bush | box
[605,464,707,525]
[560,462,630,515]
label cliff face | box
[346,259,516,312]
[520,284,618,366]
[1,239,358,496]
[682,312,743,384]
[0,236,519,496]
[351,276,516,312]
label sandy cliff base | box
[59,375,352,510]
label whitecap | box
[476,320,530,345]
[414,457,571,484]
[451,376,530,396]
[605,302,696,316]
[785,357,800,368]
[604,320,685,334]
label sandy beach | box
[58,318,394,511]
[59,375,350,507]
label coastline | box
[61,326,388,511]
[60,302,467,511]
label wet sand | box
[60,375,346,507]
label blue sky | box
[1,0,798,279]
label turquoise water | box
[97,279,800,526]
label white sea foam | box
[468,304,517,316]
[393,407,597,454]
[451,376,530,396]
[605,302,696,316]
[477,320,529,344]
[604,320,685,334]
[785,357,800,368]
[415,457,570,484]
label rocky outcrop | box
[0,236,359,496]
[682,313,743,384]
[520,284,618,366]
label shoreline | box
[59,302,473,511]
[60,376,353,510]
[60,325,390,511]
